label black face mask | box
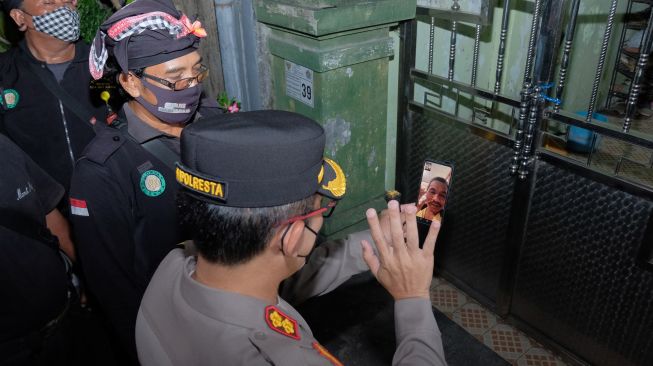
[135,79,202,124]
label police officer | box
[68,0,221,362]
[136,111,448,365]
[0,0,107,207]
[0,134,75,365]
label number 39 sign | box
[285,60,314,108]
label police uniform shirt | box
[0,41,106,195]
[0,135,69,342]
[137,231,447,366]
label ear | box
[9,9,27,32]
[118,72,142,98]
[277,222,306,257]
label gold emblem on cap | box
[321,158,346,197]
[317,166,324,183]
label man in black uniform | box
[68,0,221,362]
[0,134,74,365]
[0,0,108,207]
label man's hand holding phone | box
[361,200,441,300]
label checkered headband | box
[89,10,206,80]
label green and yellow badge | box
[140,170,166,197]
[1,89,20,109]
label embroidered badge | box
[312,342,343,366]
[264,306,300,340]
[1,89,19,109]
[140,170,166,197]
[70,198,89,217]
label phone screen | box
[415,160,452,226]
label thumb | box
[361,240,380,276]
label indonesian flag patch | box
[264,305,300,340]
[70,198,89,217]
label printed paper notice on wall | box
[285,60,314,108]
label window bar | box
[554,0,581,114]
[518,88,543,179]
[449,21,457,81]
[428,17,435,74]
[510,0,542,175]
[586,0,619,122]
[523,0,542,84]
[471,24,481,87]
[587,132,599,168]
[448,1,460,82]
[495,0,511,95]
[623,8,653,132]
[606,0,635,109]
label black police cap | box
[176,110,346,207]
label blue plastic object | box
[567,112,609,153]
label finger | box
[361,240,380,276]
[403,204,419,251]
[379,209,392,243]
[388,200,409,257]
[422,219,442,257]
[400,204,414,222]
[366,208,391,262]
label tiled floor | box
[429,276,572,366]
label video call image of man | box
[67,0,220,363]
[416,177,449,222]
[136,110,448,366]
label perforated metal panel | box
[402,112,516,304]
[511,160,653,366]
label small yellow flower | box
[281,319,295,334]
[270,311,283,328]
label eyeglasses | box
[279,200,338,228]
[279,199,337,257]
[138,65,209,91]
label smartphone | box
[415,160,453,236]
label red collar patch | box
[264,305,300,340]
[312,342,343,366]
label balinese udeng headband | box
[89,11,206,80]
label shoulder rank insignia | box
[264,305,300,340]
[312,342,343,366]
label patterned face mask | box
[30,6,80,42]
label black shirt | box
[0,134,68,341]
[0,40,107,196]
[68,107,182,359]
[69,100,221,359]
